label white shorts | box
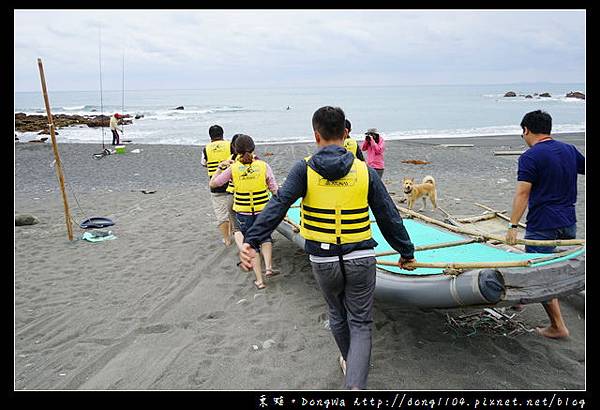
[210,192,232,225]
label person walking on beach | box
[361,128,385,177]
[225,134,246,251]
[210,134,279,289]
[202,125,233,246]
[505,110,585,339]
[239,106,416,389]
[344,119,365,161]
[110,113,122,145]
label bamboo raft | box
[277,200,585,308]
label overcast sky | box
[14,9,585,92]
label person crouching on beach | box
[343,119,365,161]
[238,106,416,389]
[210,134,279,290]
[361,128,385,177]
[201,125,233,246]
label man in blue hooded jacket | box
[239,106,416,389]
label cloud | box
[14,9,585,91]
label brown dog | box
[403,176,437,211]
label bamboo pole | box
[375,238,482,257]
[376,246,584,270]
[396,204,584,246]
[37,58,74,241]
[376,259,531,269]
[474,203,526,228]
[455,213,498,223]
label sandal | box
[265,268,281,278]
[254,280,266,290]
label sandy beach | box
[14,133,585,390]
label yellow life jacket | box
[231,159,270,213]
[344,137,358,158]
[300,156,371,244]
[205,140,231,176]
[226,154,257,194]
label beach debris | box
[444,307,534,338]
[131,149,142,154]
[81,230,117,243]
[262,339,276,350]
[15,214,40,226]
[252,345,259,351]
[236,299,247,305]
[494,151,525,156]
[401,159,431,165]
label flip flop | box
[265,268,281,278]
[254,280,266,290]
[339,355,347,376]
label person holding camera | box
[361,128,385,178]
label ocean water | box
[14,83,585,145]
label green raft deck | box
[276,201,585,308]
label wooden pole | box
[37,58,74,241]
[474,203,526,228]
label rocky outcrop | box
[566,91,585,100]
[525,95,533,99]
[504,91,517,97]
[539,92,552,98]
[174,106,184,110]
[14,113,125,133]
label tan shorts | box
[211,192,232,225]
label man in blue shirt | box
[506,110,585,339]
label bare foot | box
[536,325,569,339]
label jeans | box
[524,224,577,254]
[310,256,376,389]
[374,168,384,178]
[111,129,120,145]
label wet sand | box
[14,132,585,390]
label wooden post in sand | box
[37,58,74,241]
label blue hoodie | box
[243,144,415,259]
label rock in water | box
[503,91,517,97]
[15,214,40,226]
[539,92,552,98]
[566,91,585,100]
[174,106,184,110]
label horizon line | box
[14,81,586,94]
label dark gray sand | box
[14,133,585,390]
